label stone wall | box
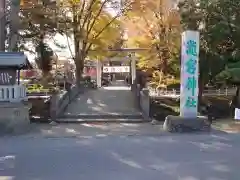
[0,102,31,134]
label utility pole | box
[0,0,6,51]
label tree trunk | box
[74,53,85,87]
[41,71,51,87]
[75,61,82,87]
[198,76,204,112]
[0,0,5,51]
[198,51,207,110]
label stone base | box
[163,115,211,133]
[0,102,31,135]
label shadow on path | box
[60,81,143,122]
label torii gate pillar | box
[130,53,136,84]
[96,59,102,87]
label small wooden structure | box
[0,52,32,102]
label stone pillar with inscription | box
[163,31,211,133]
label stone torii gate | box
[95,48,149,87]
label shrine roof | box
[0,52,32,69]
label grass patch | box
[150,97,179,120]
[150,95,233,121]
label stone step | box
[55,118,146,123]
[59,114,143,120]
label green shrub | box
[166,82,180,90]
[27,84,50,93]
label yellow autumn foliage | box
[124,0,181,88]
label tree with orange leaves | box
[125,0,181,88]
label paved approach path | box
[1,123,240,180]
[59,80,143,122]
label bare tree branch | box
[78,0,87,24]
[66,35,75,60]
[86,0,109,36]
[72,4,80,61]
[80,0,98,30]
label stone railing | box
[53,85,85,118]
[139,88,150,120]
[0,85,27,102]
[132,83,151,121]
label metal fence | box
[148,87,236,98]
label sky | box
[25,34,74,62]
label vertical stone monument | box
[0,52,31,134]
[163,31,211,133]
